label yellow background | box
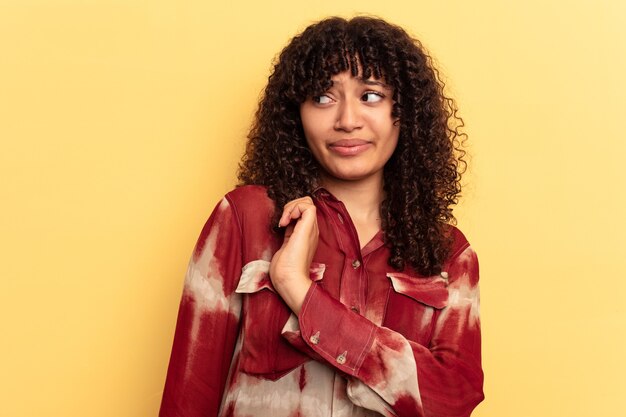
[1,0,625,416]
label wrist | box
[274,275,312,315]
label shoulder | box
[225,185,271,207]
[444,225,479,285]
[224,185,276,231]
[446,225,471,260]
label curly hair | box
[238,16,466,276]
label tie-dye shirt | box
[160,185,484,417]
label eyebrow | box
[361,78,388,88]
[329,77,391,89]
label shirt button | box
[336,351,347,365]
[309,331,320,345]
[352,259,361,269]
[440,271,449,279]
[350,306,359,313]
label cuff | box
[281,313,325,362]
[298,282,378,375]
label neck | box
[320,174,384,223]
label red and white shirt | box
[160,185,484,417]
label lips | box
[328,139,372,156]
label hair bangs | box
[294,24,390,101]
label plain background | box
[1,0,625,416]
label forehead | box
[328,71,392,91]
[293,47,395,101]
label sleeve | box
[159,197,244,417]
[285,245,483,417]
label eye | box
[313,94,333,104]
[361,91,384,103]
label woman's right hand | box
[269,196,319,314]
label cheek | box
[300,109,325,146]
[302,127,323,154]
[384,124,400,151]
[380,128,400,166]
[386,138,399,162]
[370,109,399,137]
[301,127,325,165]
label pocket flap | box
[386,272,448,309]
[236,260,274,293]
[236,260,326,294]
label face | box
[299,70,400,187]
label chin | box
[327,170,376,183]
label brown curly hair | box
[238,16,466,276]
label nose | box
[334,99,363,132]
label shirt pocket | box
[383,272,449,346]
[235,260,325,380]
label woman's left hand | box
[270,196,319,314]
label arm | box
[297,246,483,417]
[160,197,243,417]
[271,198,483,416]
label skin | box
[269,70,400,314]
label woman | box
[160,16,484,417]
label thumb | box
[282,223,295,242]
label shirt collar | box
[312,187,336,201]
[312,187,386,255]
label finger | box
[282,223,295,241]
[282,196,313,215]
[279,202,313,227]
[290,204,317,234]
[278,197,315,227]
[279,208,318,261]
